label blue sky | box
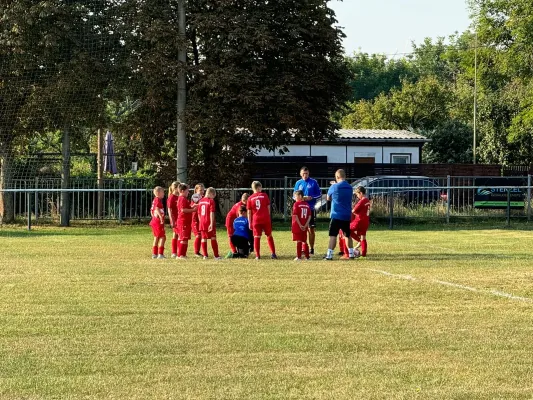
[329,0,473,56]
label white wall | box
[255,144,420,164]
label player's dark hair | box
[239,205,247,214]
[355,185,366,195]
[294,190,304,198]
[178,183,189,192]
[300,166,309,173]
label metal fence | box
[3,175,533,227]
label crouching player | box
[149,186,166,259]
[346,185,371,258]
[176,184,198,258]
[292,190,311,261]
[198,187,221,260]
[247,181,277,260]
[231,205,252,258]
[225,193,249,258]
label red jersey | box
[247,192,271,225]
[151,197,164,221]
[353,197,371,223]
[198,197,216,231]
[177,195,193,225]
[225,201,242,228]
[167,194,179,222]
[292,200,311,233]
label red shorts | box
[179,224,192,240]
[150,221,166,238]
[201,229,217,239]
[192,220,200,236]
[292,231,307,242]
[226,225,235,237]
[252,222,272,237]
[350,220,369,236]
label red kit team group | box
[149,175,371,261]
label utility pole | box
[176,0,187,183]
[473,31,478,165]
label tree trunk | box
[60,127,71,227]
[0,148,15,224]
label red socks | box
[152,246,158,256]
[254,237,261,258]
[171,238,178,255]
[267,236,276,255]
[194,236,201,254]
[302,243,310,259]
[361,240,367,257]
[158,246,164,255]
[339,237,346,254]
[201,241,208,257]
[229,239,237,253]
[179,242,188,257]
[296,242,302,259]
[212,240,219,258]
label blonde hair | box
[241,193,249,202]
[194,183,205,193]
[206,187,216,197]
[153,186,164,196]
[169,181,180,196]
[251,181,262,191]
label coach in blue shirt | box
[293,166,321,254]
[324,169,355,260]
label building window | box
[391,154,411,164]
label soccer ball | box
[191,193,202,203]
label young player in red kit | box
[225,193,249,257]
[176,184,198,259]
[247,181,277,260]
[167,181,180,258]
[345,185,371,258]
[149,186,166,259]
[191,183,205,257]
[198,187,222,260]
[292,190,311,261]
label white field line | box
[368,269,533,304]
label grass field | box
[1,224,533,399]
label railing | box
[2,175,532,228]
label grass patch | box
[1,225,533,399]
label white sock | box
[327,249,334,258]
[348,248,354,257]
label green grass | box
[1,225,533,399]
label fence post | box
[506,189,511,227]
[27,192,32,231]
[527,174,531,222]
[34,177,39,220]
[389,189,394,230]
[283,176,288,222]
[446,175,451,224]
[118,179,123,223]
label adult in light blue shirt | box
[324,169,355,260]
[293,166,321,254]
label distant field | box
[1,225,533,399]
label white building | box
[254,129,430,164]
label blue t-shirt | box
[327,181,353,221]
[293,177,321,209]
[233,216,250,239]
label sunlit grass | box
[1,225,533,399]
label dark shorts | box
[329,218,350,237]
[309,209,316,229]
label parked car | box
[314,176,443,212]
